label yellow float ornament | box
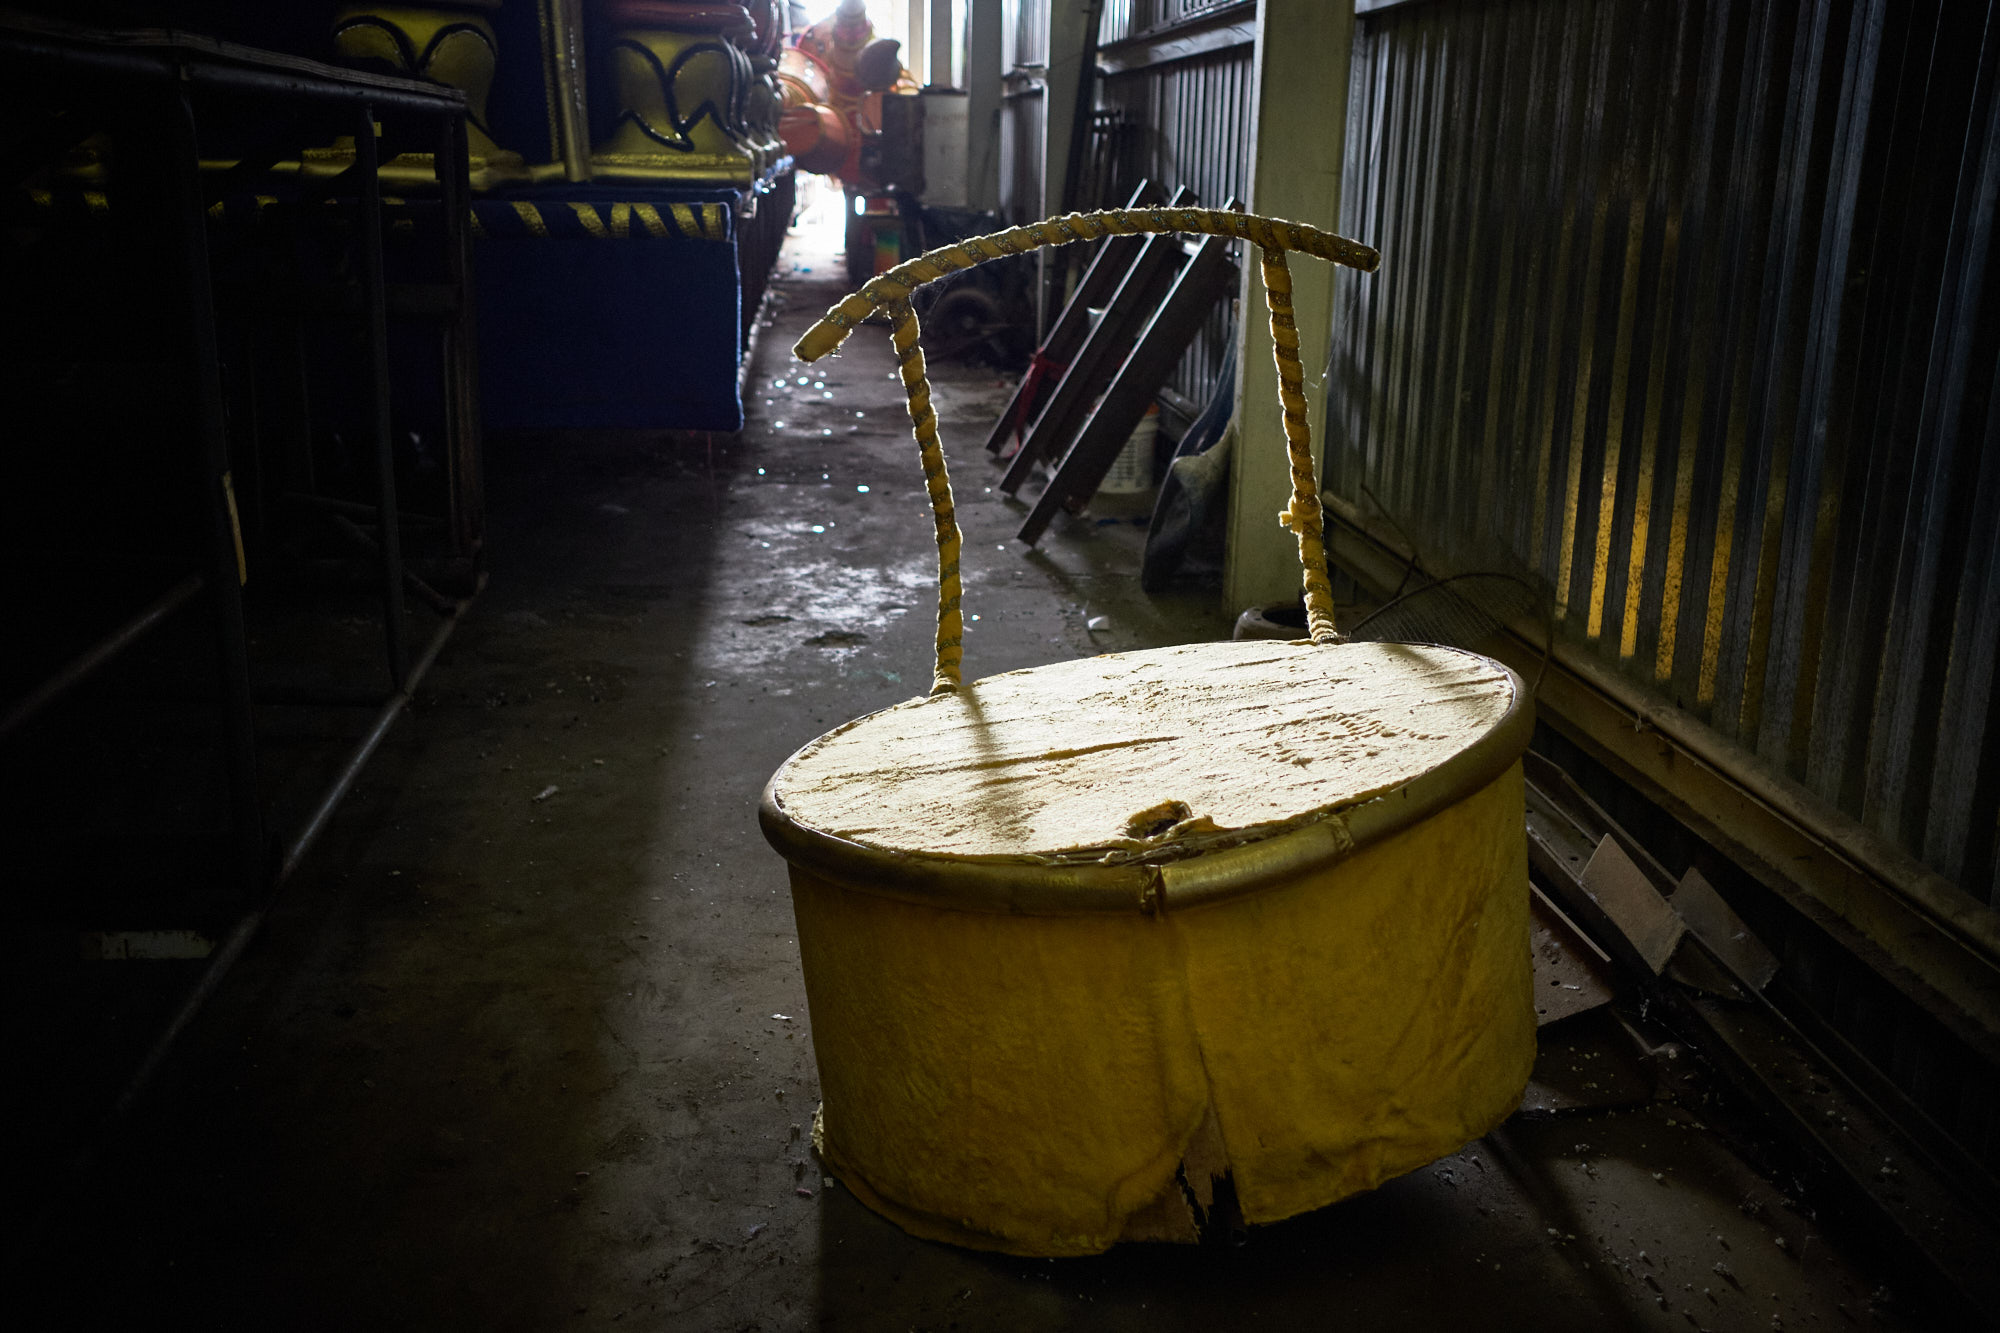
[761,206,1537,1256]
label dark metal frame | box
[1017,214,1238,543]
[984,178,1166,457]
[0,15,482,1118]
[1086,3,1256,410]
[1000,183,1196,495]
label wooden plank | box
[982,180,1164,455]
[1017,228,1235,544]
[998,185,1196,494]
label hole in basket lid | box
[1126,800,1194,840]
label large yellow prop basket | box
[760,207,1536,1256]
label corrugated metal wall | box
[1095,47,1254,210]
[1096,3,1256,404]
[1100,0,1247,43]
[999,0,1049,224]
[1332,0,2000,907]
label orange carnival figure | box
[776,0,913,184]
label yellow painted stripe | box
[1698,424,1747,709]
[1654,398,1704,683]
[1622,219,1681,664]
[1588,209,1646,644]
[511,201,548,237]
[473,201,736,241]
[222,471,247,585]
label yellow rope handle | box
[884,299,966,694]
[792,205,1380,690]
[1259,245,1341,646]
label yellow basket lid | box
[762,639,1531,915]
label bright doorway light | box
[790,173,847,253]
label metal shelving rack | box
[0,15,482,1125]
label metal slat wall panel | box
[1100,0,1139,44]
[1333,0,2000,907]
[1759,1,1888,782]
[1096,32,1253,404]
[999,0,1050,224]
[1098,0,1245,44]
[1012,0,1049,59]
[999,91,1046,223]
[1870,15,2000,862]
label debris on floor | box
[13,225,1937,1333]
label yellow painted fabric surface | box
[773,640,1516,864]
[789,766,1533,1255]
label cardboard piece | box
[1580,835,1685,974]
[1671,867,1780,992]
[1529,884,1617,1025]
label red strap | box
[1007,350,1068,446]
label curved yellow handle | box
[793,205,1381,695]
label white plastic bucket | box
[1099,402,1160,494]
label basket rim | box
[757,642,1535,915]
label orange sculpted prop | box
[776,0,912,182]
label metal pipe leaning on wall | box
[791,205,1381,695]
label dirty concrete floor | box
[24,230,1926,1331]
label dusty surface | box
[17,227,1926,1331]
[773,640,1513,860]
